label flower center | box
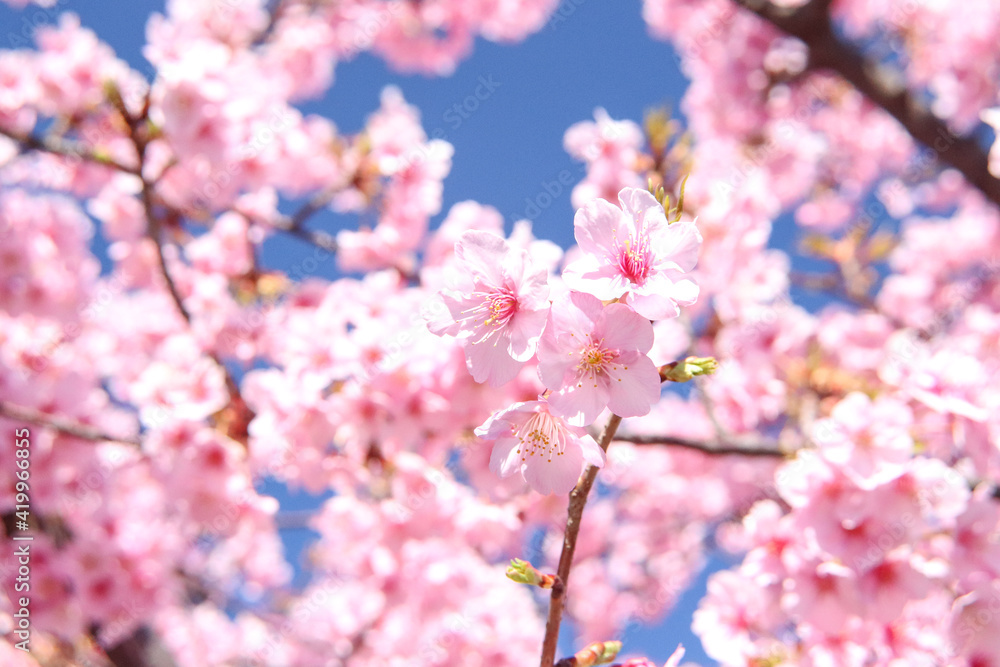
[515,411,566,463]
[482,289,518,327]
[618,236,653,285]
[460,283,519,344]
[580,344,613,370]
[574,341,619,388]
[615,234,653,285]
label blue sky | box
[0,0,734,662]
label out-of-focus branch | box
[731,0,1000,208]
[256,184,342,253]
[252,0,289,47]
[142,189,195,325]
[613,432,786,457]
[540,414,623,667]
[0,125,140,175]
[0,401,140,446]
[271,213,340,253]
[102,626,177,667]
[116,93,254,444]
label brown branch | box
[790,270,875,308]
[252,0,289,47]
[731,0,1000,208]
[612,432,785,457]
[0,401,140,446]
[142,190,195,325]
[0,125,140,175]
[249,184,342,254]
[102,626,177,667]
[271,213,340,253]
[291,184,344,229]
[117,96,253,442]
[274,509,319,530]
[540,413,623,667]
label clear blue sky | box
[0,0,740,662]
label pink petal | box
[606,354,661,418]
[573,197,624,256]
[513,261,551,311]
[654,218,702,273]
[455,230,507,285]
[466,334,524,386]
[598,302,654,353]
[537,332,577,389]
[489,436,522,478]
[664,644,685,667]
[507,306,548,361]
[426,293,461,336]
[577,433,606,469]
[475,400,533,439]
[618,187,667,236]
[522,437,585,494]
[669,277,699,306]
[548,375,610,426]
[561,256,627,301]
[626,287,681,321]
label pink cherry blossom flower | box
[430,230,550,387]
[562,187,702,320]
[537,290,661,426]
[475,399,605,495]
[812,391,914,489]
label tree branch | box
[540,413,623,667]
[142,188,195,325]
[270,213,340,253]
[102,626,177,667]
[0,125,140,175]
[117,96,254,444]
[732,0,1000,207]
[612,432,785,457]
[0,401,140,446]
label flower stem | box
[539,413,623,667]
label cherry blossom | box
[475,399,605,494]
[537,290,661,425]
[431,230,551,387]
[562,187,702,320]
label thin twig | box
[0,401,140,446]
[271,214,340,252]
[262,185,342,253]
[540,413,623,667]
[142,187,195,324]
[292,185,344,229]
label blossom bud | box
[564,640,622,666]
[505,558,557,588]
[660,356,718,382]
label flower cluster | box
[431,186,703,494]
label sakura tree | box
[1,0,999,666]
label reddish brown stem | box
[539,413,623,667]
